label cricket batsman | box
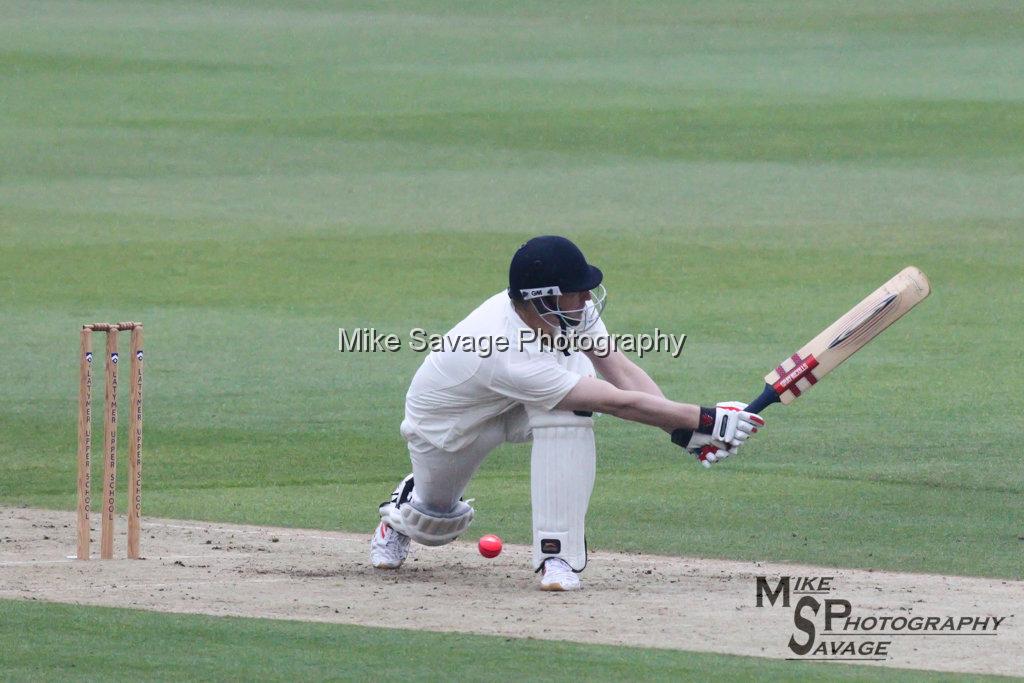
[371,236,765,590]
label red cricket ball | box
[478,534,503,558]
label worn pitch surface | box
[2,507,1018,677]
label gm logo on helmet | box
[521,286,562,300]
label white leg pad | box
[378,473,474,547]
[528,408,595,572]
[401,499,474,546]
[382,498,474,547]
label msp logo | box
[756,576,1009,662]
[111,352,119,364]
[85,352,93,363]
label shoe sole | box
[540,581,580,591]
[371,559,403,569]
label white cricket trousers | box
[401,407,531,514]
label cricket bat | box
[744,266,931,414]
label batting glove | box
[671,401,765,467]
[699,401,764,447]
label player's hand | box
[694,442,732,468]
[668,431,735,468]
[698,401,765,448]
[671,429,729,453]
[669,427,732,467]
[672,402,764,467]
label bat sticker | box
[773,354,819,396]
[827,294,898,349]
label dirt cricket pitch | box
[1,506,1019,677]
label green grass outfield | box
[1,0,1022,677]
[0,600,998,682]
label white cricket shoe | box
[540,558,581,591]
[370,522,411,569]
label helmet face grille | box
[532,284,607,333]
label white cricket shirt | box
[403,291,606,451]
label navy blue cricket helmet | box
[508,236,606,330]
[508,236,603,300]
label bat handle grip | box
[744,383,780,414]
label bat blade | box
[746,266,931,414]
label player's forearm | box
[588,350,665,398]
[598,357,663,396]
[557,376,697,432]
[615,362,664,397]
[601,390,698,432]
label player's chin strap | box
[555,312,571,356]
[531,298,574,355]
